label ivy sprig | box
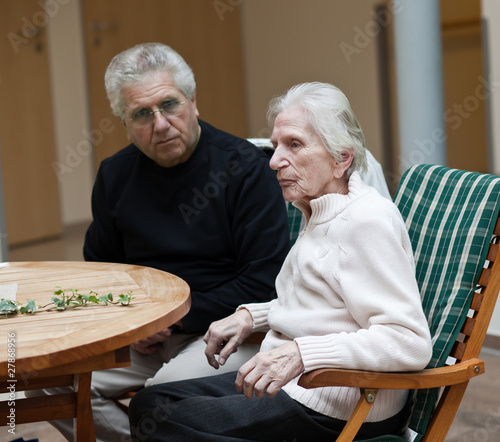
[0,287,134,317]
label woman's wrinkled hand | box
[235,341,305,399]
[204,308,254,369]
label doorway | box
[82,0,248,168]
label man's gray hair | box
[267,82,367,175]
[105,42,196,120]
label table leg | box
[73,371,96,442]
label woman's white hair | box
[104,42,196,120]
[267,82,367,175]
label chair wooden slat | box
[478,267,491,287]
[487,242,498,262]
[494,217,500,235]
[461,317,476,337]
[470,292,484,312]
[450,341,467,361]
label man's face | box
[122,70,201,168]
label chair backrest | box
[287,203,303,246]
[393,164,500,439]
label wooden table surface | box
[0,261,191,377]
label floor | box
[2,224,500,442]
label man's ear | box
[122,119,132,142]
[191,94,200,118]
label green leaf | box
[118,292,135,306]
[1,288,134,318]
[0,299,18,315]
[20,299,38,314]
[51,297,67,310]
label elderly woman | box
[128,82,432,441]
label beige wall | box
[240,0,385,164]
[47,0,93,226]
[49,0,387,227]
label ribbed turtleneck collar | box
[294,172,368,226]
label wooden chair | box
[298,164,500,441]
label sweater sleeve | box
[181,153,290,332]
[238,301,274,332]
[296,204,432,373]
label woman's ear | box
[334,150,354,177]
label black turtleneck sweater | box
[84,120,290,333]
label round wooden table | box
[0,261,191,441]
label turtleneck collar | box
[293,171,367,225]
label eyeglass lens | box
[131,100,186,125]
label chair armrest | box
[297,357,485,390]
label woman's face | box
[269,105,352,204]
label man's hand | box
[204,309,254,369]
[235,341,304,399]
[131,327,173,354]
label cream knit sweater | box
[242,172,432,422]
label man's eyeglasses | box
[129,100,187,126]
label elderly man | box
[128,82,431,441]
[49,42,291,442]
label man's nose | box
[152,108,171,130]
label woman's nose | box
[269,147,287,170]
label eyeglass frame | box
[128,99,188,127]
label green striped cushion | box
[393,165,500,439]
[287,202,303,246]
